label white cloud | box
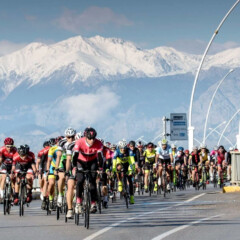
[60,87,119,126]
[55,6,133,33]
[167,39,240,55]
[0,40,27,56]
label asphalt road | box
[0,185,240,240]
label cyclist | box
[55,127,76,208]
[199,144,210,185]
[156,139,172,191]
[210,146,218,181]
[102,142,113,208]
[217,145,227,185]
[189,146,201,187]
[112,140,135,204]
[73,127,103,213]
[226,147,233,181]
[143,142,157,192]
[36,140,50,210]
[12,145,36,205]
[0,138,17,201]
[46,137,60,210]
[136,141,145,192]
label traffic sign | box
[170,113,188,141]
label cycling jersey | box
[37,146,50,172]
[48,145,58,174]
[217,151,226,165]
[200,151,210,163]
[13,151,35,173]
[112,150,135,173]
[156,145,172,159]
[143,149,156,163]
[191,152,200,165]
[73,137,103,162]
[0,146,17,166]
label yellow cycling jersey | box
[143,149,156,163]
[201,152,209,162]
[48,145,58,168]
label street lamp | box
[218,109,240,145]
[188,0,240,151]
[203,69,234,143]
[209,128,234,146]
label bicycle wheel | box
[97,183,102,214]
[57,206,60,220]
[84,190,90,229]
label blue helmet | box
[178,146,184,152]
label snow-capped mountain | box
[0,35,239,152]
[0,35,240,96]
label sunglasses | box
[67,136,75,139]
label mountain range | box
[0,35,239,152]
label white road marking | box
[83,193,206,240]
[151,214,224,240]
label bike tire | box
[97,184,102,214]
[57,206,60,220]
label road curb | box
[223,186,240,193]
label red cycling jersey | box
[103,146,112,161]
[37,146,50,159]
[0,146,17,165]
[74,137,103,162]
[13,151,35,166]
[217,151,225,165]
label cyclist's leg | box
[144,162,150,191]
[89,160,98,213]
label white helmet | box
[229,147,234,151]
[64,127,76,137]
[200,143,207,149]
[118,140,127,149]
[171,144,176,149]
[75,131,83,140]
[192,146,198,150]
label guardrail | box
[231,151,240,185]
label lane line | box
[83,193,206,240]
[151,214,224,240]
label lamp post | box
[203,69,234,143]
[218,109,240,145]
[209,128,234,146]
[188,0,240,151]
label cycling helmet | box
[184,149,189,154]
[137,141,142,146]
[64,127,76,137]
[178,147,184,151]
[192,146,198,150]
[49,138,56,146]
[75,131,83,140]
[118,140,127,149]
[4,137,14,146]
[229,147,234,151]
[129,141,136,147]
[161,139,168,145]
[200,143,207,149]
[43,140,50,148]
[171,144,176,149]
[214,145,218,151]
[85,127,97,140]
[56,136,64,143]
[24,144,30,154]
[111,143,117,149]
[105,142,111,148]
[147,142,154,148]
[18,145,28,156]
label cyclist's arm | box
[66,154,72,173]
[31,162,37,174]
[0,156,2,166]
[184,156,187,165]
[170,154,173,164]
[188,155,192,165]
[36,157,40,172]
[199,155,203,165]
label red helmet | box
[4,137,14,146]
[184,149,189,154]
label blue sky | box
[0,0,240,54]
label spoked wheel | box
[64,204,68,223]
